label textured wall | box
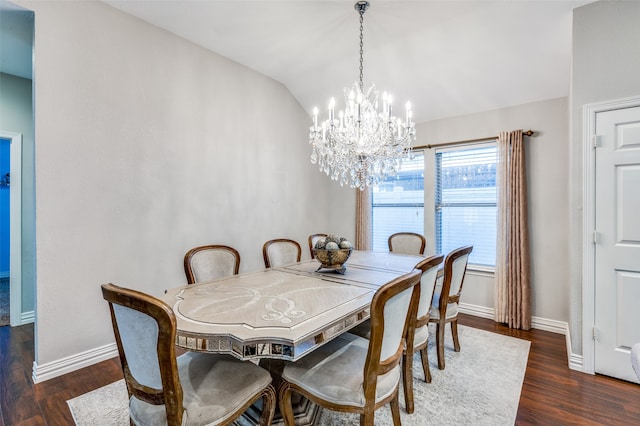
[15,0,354,370]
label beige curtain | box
[355,188,372,250]
[495,130,531,330]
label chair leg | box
[419,347,432,383]
[360,409,376,426]
[451,319,460,352]
[402,349,415,413]
[390,391,401,426]
[436,322,446,370]
[259,384,277,426]
[278,382,296,426]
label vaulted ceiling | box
[2,0,594,123]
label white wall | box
[0,72,35,315]
[569,0,640,355]
[15,0,354,376]
[417,97,570,324]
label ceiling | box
[2,0,594,123]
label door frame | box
[582,95,640,374]
[0,131,22,326]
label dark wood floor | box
[2,314,640,425]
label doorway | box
[0,137,8,326]
[583,96,640,383]
[0,131,22,327]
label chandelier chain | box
[358,9,364,91]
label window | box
[435,143,497,267]
[371,153,424,251]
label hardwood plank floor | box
[2,314,640,425]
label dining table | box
[161,250,426,425]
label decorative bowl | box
[313,248,353,274]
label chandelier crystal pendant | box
[309,1,416,190]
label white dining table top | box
[161,250,424,361]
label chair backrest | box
[438,246,473,312]
[388,232,426,255]
[308,233,328,258]
[183,245,241,284]
[362,269,421,403]
[101,283,184,425]
[414,254,445,326]
[262,239,302,268]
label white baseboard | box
[460,302,569,335]
[30,303,583,383]
[459,302,494,319]
[461,303,586,372]
[32,343,118,384]
[21,310,34,324]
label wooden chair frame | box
[183,244,241,284]
[279,269,422,426]
[429,245,473,370]
[101,283,276,426]
[401,254,444,414]
[388,232,426,255]
[307,233,328,258]
[262,238,302,268]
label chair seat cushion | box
[281,333,400,408]
[430,291,458,320]
[129,352,272,426]
[413,324,429,348]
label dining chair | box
[307,233,328,258]
[348,254,444,414]
[388,232,426,255]
[429,245,473,370]
[278,269,421,426]
[262,238,302,268]
[183,244,241,284]
[101,283,276,426]
[401,254,444,413]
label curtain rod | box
[415,129,534,150]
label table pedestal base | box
[240,393,322,426]
[237,359,322,425]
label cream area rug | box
[67,325,530,426]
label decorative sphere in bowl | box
[313,248,353,270]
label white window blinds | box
[371,153,425,252]
[435,143,497,267]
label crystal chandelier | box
[309,1,416,190]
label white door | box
[594,105,640,383]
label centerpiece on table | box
[313,234,353,274]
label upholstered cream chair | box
[101,283,276,426]
[262,239,302,268]
[348,254,444,414]
[401,254,444,413]
[278,269,421,426]
[388,232,426,255]
[307,233,328,258]
[183,245,240,284]
[429,245,473,370]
